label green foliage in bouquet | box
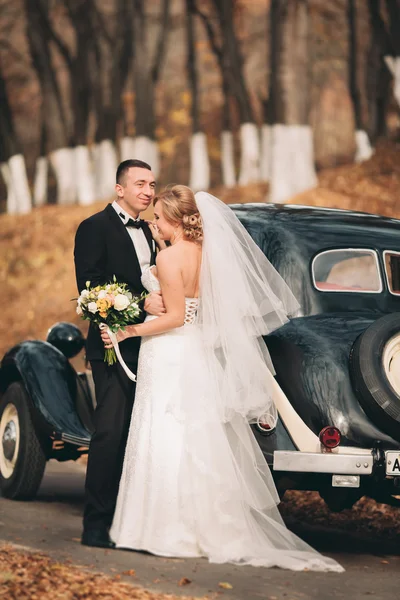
[74,276,146,365]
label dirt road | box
[0,460,399,600]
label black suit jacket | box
[74,204,156,363]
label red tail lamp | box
[319,426,341,449]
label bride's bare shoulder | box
[155,244,182,268]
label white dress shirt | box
[112,201,151,273]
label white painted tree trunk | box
[384,56,400,107]
[221,130,236,187]
[75,145,96,205]
[189,132,210,192]
[292,125,318,194]
[1,155,32,214]
[354,130,374,163]
[33,156,48,206]
[93,139,118,201]
[131,136,160,178]
[49,147,77,205]
[1,161,16,214]
[120,136,136,162]
[260,124,272,182]
[269,125,295,204]
[238,122,260,185]
[269,124,317,204]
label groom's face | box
[116,167,156,217]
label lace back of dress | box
[184,299,199,325]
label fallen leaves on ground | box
[217,582,233,590]
[0,545,205,600]
[280,491,400,540]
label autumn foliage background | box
[0,0,400,354]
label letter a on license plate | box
[386,451,400,475]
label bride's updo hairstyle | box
[154,185,203,242]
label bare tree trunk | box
[0,60,31,214]
[348,0,373,162]
[367,0,392,140]
[212,0,259,185]
[26,0,73,205]
[186,0,210,191]
[128,0,170,178]
[33,119,48,206]
[195,3,235,186]
[30,0,98,205]
[261,0,282,184]
[384,0,400,107]
[269,0,317,204]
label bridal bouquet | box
[75,277,144,366]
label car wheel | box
[0,381,47,499]
[350,313,400,442]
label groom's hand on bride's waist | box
[145,291,166,317]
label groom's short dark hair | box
[116,159,152,185]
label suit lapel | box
[105,204,143,282]
[142,222,157,266]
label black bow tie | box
[123,216,145,229]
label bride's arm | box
[105,250,186,343]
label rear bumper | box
[273,450,373,475]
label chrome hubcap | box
[383,334,400,397]
[0,403,20,479]
[3,421,17,461]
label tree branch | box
[0,39,30,68]
[193,3,223,66]
[31,0,73,69]
[151,0,171,83]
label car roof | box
[231,203,400,252]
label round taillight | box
[319,426,341,449]
[256,414,276,435]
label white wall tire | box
[0,402,20,479]
[0,382,47,500]
[383,333,400,397]
[350,313,400,442]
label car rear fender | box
[266,313,400,449]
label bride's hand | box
[147,220,161,243]
[147,220,167,249]
[100,327,125,348]
[100,328,113,348]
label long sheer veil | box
[195,191,301,424]
[172,192,343,572]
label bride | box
[101,185,343,572]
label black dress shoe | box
[81,529,116,549]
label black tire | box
[349,313,400,442]
[0,381,47,499]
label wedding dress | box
[110,194,344,572]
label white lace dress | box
[110,267,343,572]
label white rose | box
[114,294,130,311]
[76,305,83,316]
[88,302,98,314]
[98,290,107,299]
[80,290,90,299]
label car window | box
[384,251,400,295]
[312,249,382,293]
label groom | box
[74,159,164,548]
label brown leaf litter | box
[0,545,207,600]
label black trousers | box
[83,359,137,532]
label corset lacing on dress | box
[184,298,199,325]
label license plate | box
[385,451,400,475]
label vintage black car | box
[1,204,400,512]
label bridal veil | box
[171,191,343,572]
